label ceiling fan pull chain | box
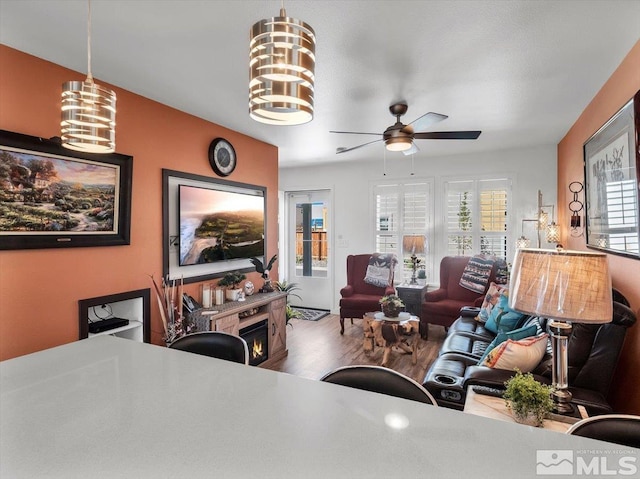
[411,152,415,176]
[383,147,387,176]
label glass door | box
[285,190,332,311]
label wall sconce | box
[569,181,584,237]
[516,190,560,248]
[515,218,538,248]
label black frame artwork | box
[162,169,267,284]
[0,129,132,250]
[583,90,640,259]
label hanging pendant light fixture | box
[61,0,116,153]
[249,1,316,125]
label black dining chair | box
[320,365,438,405]
[566,414,640,448]
[168,331,249,365]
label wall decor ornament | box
[208,138,236,177]
[583,90,640,259]
[0,129,132,250]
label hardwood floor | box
[264,314,446,384]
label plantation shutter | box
[445,178,510,260]
[373,181,432,283]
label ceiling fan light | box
[249,7,316,126]
[385,137,412,152]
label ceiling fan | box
[330,102,481,155]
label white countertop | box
[1,336,635,478]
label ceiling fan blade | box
[336,139,383,154]
[402,143,419,156]
[414,131,482,140]
[408,112,448,132]
[329,130,382,136]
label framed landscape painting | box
[0,129,132,250]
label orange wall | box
[0,45,279,359]
[557,40,640,414]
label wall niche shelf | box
[79,289,151,343]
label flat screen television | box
[178,184,265,266]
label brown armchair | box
[421,256,498,336]
[339,254,395,335]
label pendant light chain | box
[87,0,93,82]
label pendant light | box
[61,0,116,153]
[249,1,316,125]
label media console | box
[189,291,288,367]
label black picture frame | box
[0,129,132,250]
[583,90,640,259]
[162,169,267,284]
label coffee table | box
[363,312,421,367]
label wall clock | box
[208,138,236,176]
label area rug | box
[292,307,330,321]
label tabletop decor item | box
[250,254,278,292]
[503,370,554,427]
[379,294,405,318]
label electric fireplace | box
[240,319,268,366]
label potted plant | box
[417,268,427,285]
[379,294,405,318]
[250,254,277,292]
[218,271,246,301]
[275,279,302,327]
[503,370,554,427]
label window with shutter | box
[373,181,433,283]
[444,178,511,260]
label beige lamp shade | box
[402,235,425,254]
[509,248,612,323]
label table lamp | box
[509,248,612,413]
[402,235,425,285]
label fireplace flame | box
[252,339,263,359]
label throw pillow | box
[476,282,507,323]
[476,323,538,365]
[482,333,549,372]
[484,291,525,334]
[459,255,495,293]
[363,253,397,287]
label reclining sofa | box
[422,287,636,415]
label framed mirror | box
[584,90,640,259]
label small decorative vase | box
[382,303,401,318]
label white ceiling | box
[1,0,639,168]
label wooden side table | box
[463,389,584,432]
[396,284,429,338]
[363,312,421,367]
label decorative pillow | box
[494,258,509,285]
[363,253,397,287]
[482,333,549,372]
[459,255,495,293]
[476,324,538,365]
[476,282,507,323]
[484,291,525,334]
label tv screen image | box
[179,184,265,266]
